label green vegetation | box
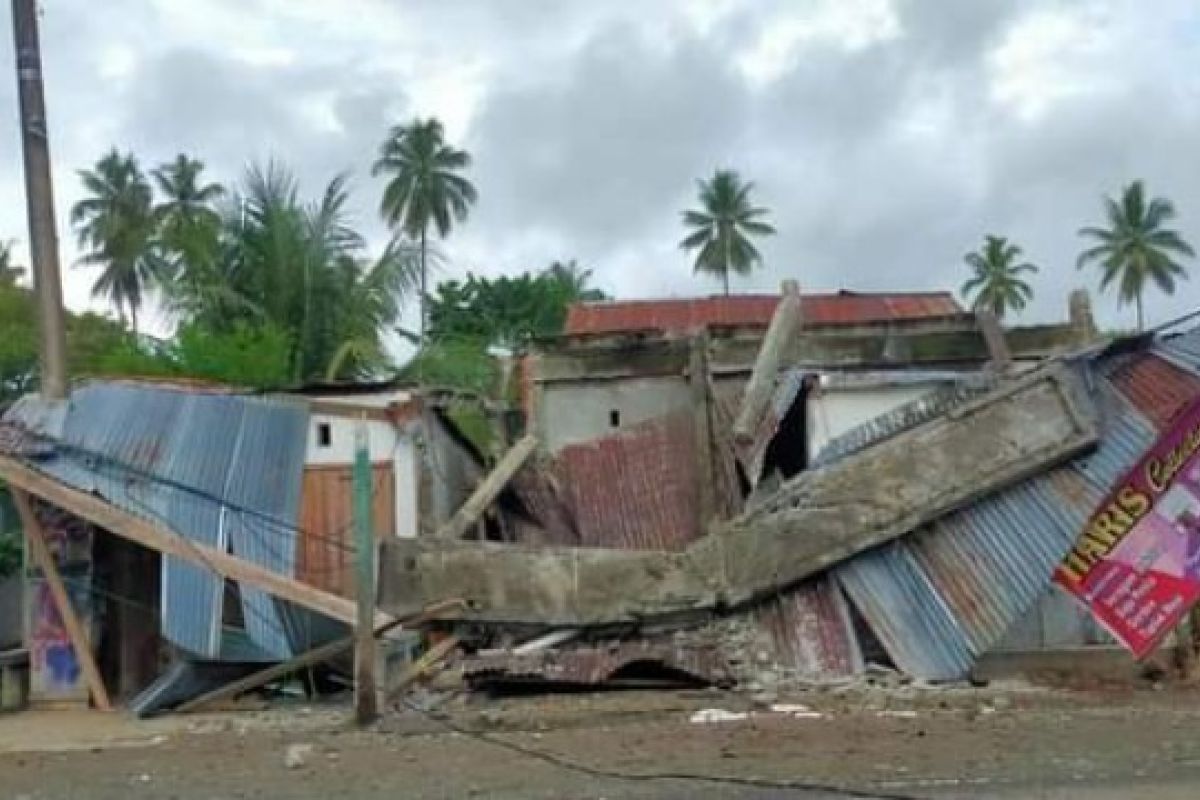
[679,169,775,296]
[960,235,1038,319]
[1078,180,1194,331]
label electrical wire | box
[396,697,925,800]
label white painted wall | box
[538,376,693,452]
[301,391,419,539]
[805,382,941,463]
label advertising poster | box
[1056,397,1200,659]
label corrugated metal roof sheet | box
[1108,352,1200,431]
[756,577,863,678]
[832,369,1158,680]
[2,383,311,660]
[1156,327,1200,374]
[564,292,967,336]
[556,411,699,550]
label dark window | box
[609,409,621,428]
[317,422,332,447]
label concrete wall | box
[538,376,692,452]
[805,382,943,461]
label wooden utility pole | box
[11,0,68,400]
[353,421,378,724]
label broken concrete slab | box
[380,361,1099,627]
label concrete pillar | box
[1069,289,1099,345]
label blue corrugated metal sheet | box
[1156,327,1200,374]
[833,365,1159,680]
[3,382,310,660]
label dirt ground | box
[4,681,1200,799]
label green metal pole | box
[353,421,377,724]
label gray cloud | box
[2,0,1198,330]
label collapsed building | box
[1,284,1197,711]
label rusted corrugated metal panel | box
[558,412,699,550]
[463,640,733,688]
[564,292,966,336]
[507,465,580,545]
[1109,353,1200,430]
[757,577,863,678]
[297,463,395,597]
[834,371,1158,679]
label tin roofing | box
[564,291,968,336]
[3,382,311,660]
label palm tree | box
[71,149,161,334]
[176,161,419,381]
[1078,181,1194,331]
[152,154,224,277]
[542,259,608,302]
[372,117,477,342]
[960,235,1038,319]
[679,169,775,295]
[0,240,22,285]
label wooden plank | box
[12,490,112,711]
[0,456,392,629]
[175,598,463,714]
[435,435,538,541]
[386,634,462,701]
[688,332,715,531]
[733,280,802,446]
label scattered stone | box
[750,691,778,710]
[690,708,750,724]
[284,743,315,770]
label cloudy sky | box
[2,0,1199,334]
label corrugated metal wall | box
[557,411,700,550]
[5,383,311,660]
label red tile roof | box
[564,291,967,336]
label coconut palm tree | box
[71,149,161,334]
[176,161,419,381]
[1077,181,1194,331]
[960,235,1038,319]
[679,169,775,295]
[152,154,224,277]
[372,117,477,342]
[542,259,608,302]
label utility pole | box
[11,0,68,400]
[352,421,378,724]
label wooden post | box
[733,280,802,446]
[353,421,377,725]
[11,491,111,711]
[689,332,715,531]
[435,434,538,541]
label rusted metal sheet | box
[757,577,863,678]
[297,463,395,597]
[1108,352,1200,430]
[557,411,699,550]
[564,292,966,336]
[463,640,733,688]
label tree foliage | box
[70,149,164,334]
[373,117,477,340]
[960,235,1038,319]
[1078,180,1194,331]
[680,169,775,295]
